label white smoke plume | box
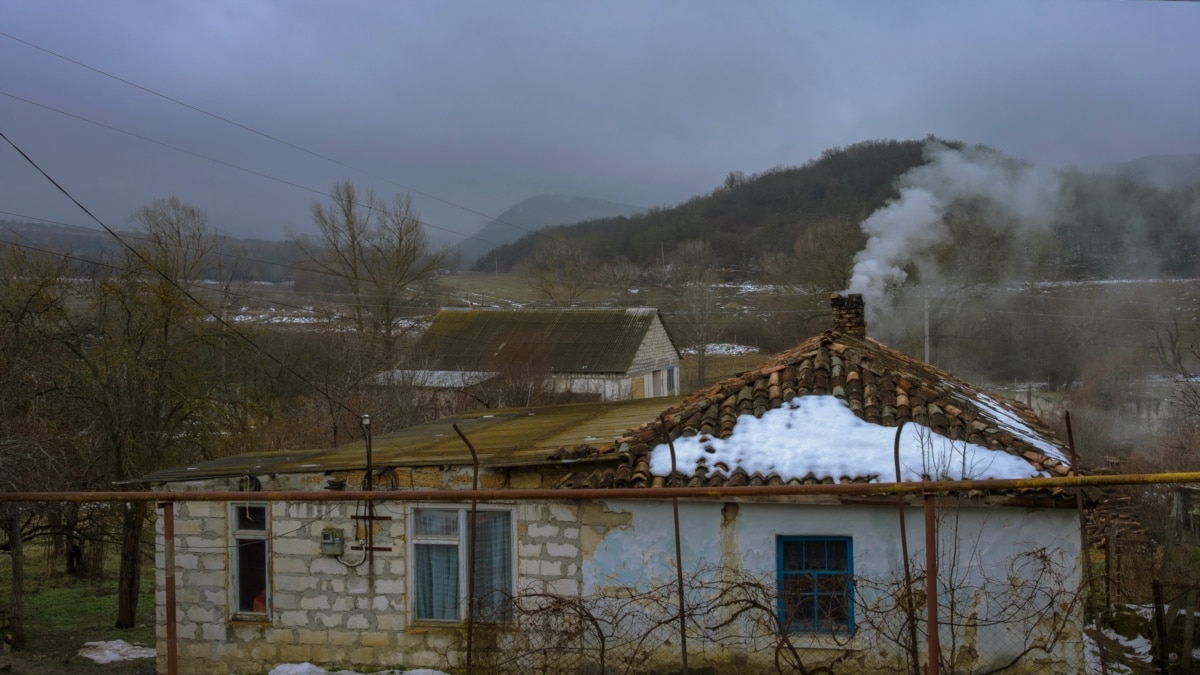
[847,142,1061,313]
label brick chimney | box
[830,293,866,337]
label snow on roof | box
[560,317,1071,490]
[649,395,1045,482]
[974,392,1070,465]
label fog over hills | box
[457,194,643,266]
[5,140,1198,293]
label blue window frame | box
[777,536,853,634]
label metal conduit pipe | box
[5,470,1200,503]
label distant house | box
[145,295,1084,674]
[406,307,681,403]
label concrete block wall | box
[155,489,585,674]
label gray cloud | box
[1,1,1197,243]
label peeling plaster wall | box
[584,499,1085,674]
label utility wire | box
[0,31,621,249]
[0,89,494,247]
[0,128,362,422]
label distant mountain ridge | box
[458,194,642,266]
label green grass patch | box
[2,545,155,672]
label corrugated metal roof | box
[413,308,671,374]
[141,397,680,483]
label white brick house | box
[145,296,1085,674]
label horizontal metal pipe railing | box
[1,470,1199,502]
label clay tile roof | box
[560,318,1074,491]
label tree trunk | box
[5,505,26,649]
[115,501,146,628]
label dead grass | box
[681,352,770,390]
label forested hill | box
[474,138,933,271]
[476,138,1200,283]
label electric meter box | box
[320,527,345,556]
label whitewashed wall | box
[584,499,1085,674]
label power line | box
[0,90,496,247]
[0,128,362,421]
[0,31,613,250]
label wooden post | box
[161,501,178,675]
[1106,525,1116,607]
[1152,579,1169,673]
[1182,589,1197,671]
[453,424,481,673]
[662,414,689,674]
[924,492,939,675]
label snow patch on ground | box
[77,640,156,663]
[681,343,760,357]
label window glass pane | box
[781,541,803,571]
[235,505,267,531]
[471,511,513,621]
[778,537,854,634]
[782,573,815,631]
[827,540,849,571]
[817,574,851,630]
[235,538,267,613]
[414,543,459,620]
[801,540,826,570]
[415,509,459,536]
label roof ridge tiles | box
[550,314,1073,490]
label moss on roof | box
[144,314,1070,491]
[141,397,679,483]
[413,307,673,374]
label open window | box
[777,535,853,634]
[410,507,514,623]
[230,503,270,618]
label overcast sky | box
[2,1,1198,244]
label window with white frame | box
[230,503,270,617]
[410,507,514,622]
[777,535,853,634]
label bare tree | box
[790,216,865,293]
[294,181,443,339]
[517,236,602,306]
[0,242,77,649]
[58,198,236,629]
[659,240,722,387]
[130,196,219,286]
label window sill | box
[783,631,861,650]
[407,619,516,632]
[229,612,272,625]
